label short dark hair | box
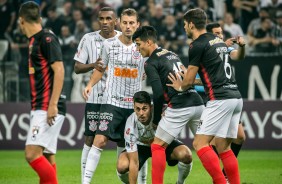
[132,26,157,43]
[19,1,40,23]
[183,8,207,30]
[133,91,151,105]
[100,7,116,14]
[19,1,41,23]
[120,8,139,22]
[206,22,221,33]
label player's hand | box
[83,85,92,100]
[237,36,246,47]
[47,104,58,126]
[93,58,105,72]
[225,38,235,47]
[166,72,183,92]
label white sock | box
[117,170,129,184]
[83,146,103,184]
[81,144,91,184]
[138,160,148,184]
[117,146,125,158]
[177,161,193,184]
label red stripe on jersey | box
[29,38,37,110]
[163,91,172,107]
[38,50,50,111]
[200,64,215,100]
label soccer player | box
[206,22,246,179]
[19,1,66,184]
[168,8,243,184]
[117,91,193,184]
[132,26,205,184]
[82,8,145,184]
[73,7,122,184]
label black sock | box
[211,145,218,155]
[231,142,243,157]
[222,142,243,176]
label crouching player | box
[117,91,193,184]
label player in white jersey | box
[117,91,193,184]
[73,7,126,184]
[82,9,146,184]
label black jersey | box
[189,33,241,101]
[145,47,204,124]
[28,29,66,115]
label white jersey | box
[100,36,145,109]
[74,30,121,104]
[124,112,155,152]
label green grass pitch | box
[0,150,281,184]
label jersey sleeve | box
[74,34,89,64]
[124,113,138,153]
[188,42,204,67]
[41,33,63,64]
[145,62,164,125]
[100,40,109,69]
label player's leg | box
[138,160,148,184]
[231,122,245,157]
[25,110,64,184]
[194,100,235,184]
[116,151,130,184]
[217,99,243,184]
[167,141,193,184]
[81,103,99,183]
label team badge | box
[89,120,98,132]
[99,120,109,131]
[132,50,141,59]
[46,37,52,43]
[31,126,40,141]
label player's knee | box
[85,136,95,146]
[25,151,38,163]
[180,149,193,164]
[93,135,108,148]
[116,162,129,174]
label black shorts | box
[96,104,134,142]
[84,103,101,136]
[137,139,184,169]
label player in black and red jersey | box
[133,25,204,184]
[19,1,66,183]
[168,8,243,184]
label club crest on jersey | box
[99,120,109,131]
[132,50,141,59]
[46,37,52,43]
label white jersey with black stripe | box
[100,36,145,109]
[73,30,121,104]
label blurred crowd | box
[1,0,282,102]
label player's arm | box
[229,36,246,61]
[74,60,104,74]
[48,61,65,124]
[145,65,164,126]
[128,151,139,184]
[124,115,139,184]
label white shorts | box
[156,105,204,144]
[25,110,65,154]
[197,98,243,138]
